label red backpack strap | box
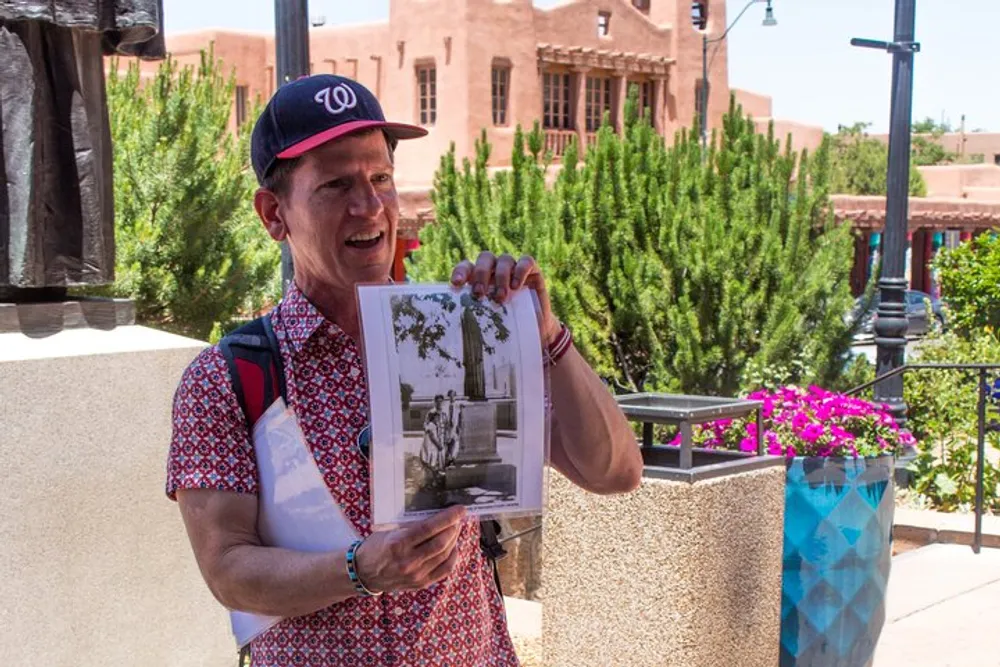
[219,314,287,429]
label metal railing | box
[847,363,1000,554]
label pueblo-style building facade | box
[129,0,999,298]
[137,0,822,189]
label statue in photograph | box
[460,295,487,401]
[0,0,164,296]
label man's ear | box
[254,188,288,242]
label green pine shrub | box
[409,90,859,397]
[92,49,281,341]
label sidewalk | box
[506,542,1000,667]
[874,543,1000,666]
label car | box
[850,289,946,339]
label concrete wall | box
[918,164,1000,201]
[0,327,232,667]
[539,466,786,667]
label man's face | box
[273,131,398,292]
[435,397,443,409]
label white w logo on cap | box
[314,83,358,116]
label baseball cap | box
[251,74,428,184]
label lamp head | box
[762,0,777,27]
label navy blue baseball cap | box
[251,74,427,184]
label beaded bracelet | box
[346,539,382,597]
[544,322,573,367]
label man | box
[166,74,642,666]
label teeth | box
[348,231,382,242]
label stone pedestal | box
[0,325,233,666]
[0,296,135,336]
[444,462,516,492]
[455,402,501,464]
[540,465,787,667]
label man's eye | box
[373,173,392,184]
[324,179,348,189]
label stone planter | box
[779,456,895,666]
[539,446,786,667]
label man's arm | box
[451,252,643,495]
[177,489,467,618]
[546,344,643,494]
[168,348,468,618]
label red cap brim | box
[276,120,428,159]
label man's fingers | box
[510,255,537,291]
[493,254,516,302]
[424,543,461,585]
[411,521,461,561]
[451,260,474,286]
[402,505,466,548]
[472,251,495,298]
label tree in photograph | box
[391,292,511,395]
[95,48,281,341]
[410,89,859,397]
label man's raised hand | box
[451,251,561,346]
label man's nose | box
[348,182,384,219]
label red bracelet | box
[544,323,573,367]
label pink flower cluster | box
[670,385,916,458]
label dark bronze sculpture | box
[0,0,164,301]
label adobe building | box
[132,0,820,189]
[123,0,998,298]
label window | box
[597,11,611,37]
[235,85,250,127]
[638,80,654,119]
[691,1,708,30]
[585,76,612,132]
[542,71,572,130]
[492,64,511,126]
[416,65,437,126]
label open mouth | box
[345,231,385,250]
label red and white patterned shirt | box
[166,283,519,666]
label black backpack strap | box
[219,314,286,428]
[480,519,507,597]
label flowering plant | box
[672,385,916,458]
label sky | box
[162,0,999,134]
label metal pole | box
[854,0,918,428]
[274,0,311,295]
[974,368,986,554]
[701,33,708,154]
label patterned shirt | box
[166,283,519,667]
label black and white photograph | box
[358,283,546,528]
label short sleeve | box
[166,345,258,500]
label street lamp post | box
[700,0,776,154]
[274,0,311,295]
[851,0,920,427]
